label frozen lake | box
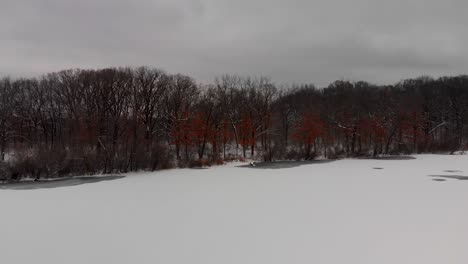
[1,154,467,264]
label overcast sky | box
[1,0,468,86]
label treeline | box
[0,67,467,180]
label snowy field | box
[1,154,468,264]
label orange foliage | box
[291,112,324,145]
[238,114,255,147]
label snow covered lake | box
[1,154,467,264]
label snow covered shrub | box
[214,158,225,165]
[8,155,42,181]
[0,161,9,182]
[150,143,174,171]
[79,149,100,174]
[223,155,242,162]
[2,146,71,181]
[189,159,210,168]
[284,148,301,160]
[35,147,68,178]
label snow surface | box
[1,154,468,264]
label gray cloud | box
[1,0,467,86]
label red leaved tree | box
[359,115,387,156]
[238,114,255,158]
[190,112,217,159]
[291,112,324,159]
[170,111,193,160]
[220,119,234,159]
[399,111,427,152]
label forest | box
[0,67,467,181]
